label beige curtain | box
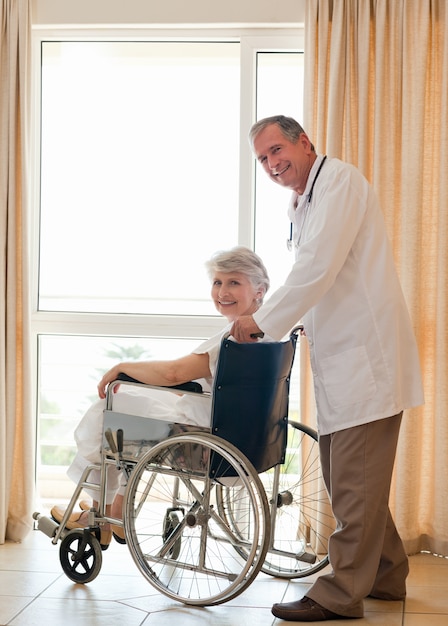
[0,0,33,543]
[302,0,448,556]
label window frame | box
[30,25,304,416]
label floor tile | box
[351,614,403,625]
[7,597,148,626]
[224,576,298,607]
[0,570,61,597]
[40,571,156,602]
[406,552,448,587]
[0,597,34,625]
[1,530,448,626]
[404,616,448,626]
[143,605,278,625]
[405,585,448,615]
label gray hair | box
[205,246,270,301]
[249,115,315,152]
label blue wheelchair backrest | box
[209,330,298,475]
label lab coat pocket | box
[320,346,376,408]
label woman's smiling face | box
[211,271,262,321]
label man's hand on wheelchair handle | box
[230,315,264,343]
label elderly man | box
[231,115,424,621]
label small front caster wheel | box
[59,529,102,583]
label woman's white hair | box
[205,246,270,303]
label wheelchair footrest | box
[296,550,317,564]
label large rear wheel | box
[217,421,334,578]
[123,432,270,606]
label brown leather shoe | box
[111,524,126,544]
[51,505,88,529]
[51,505,112,550]
[271,596,355,621]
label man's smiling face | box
[253,124,316,195]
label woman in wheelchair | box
[51,246,271,548]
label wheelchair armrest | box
[116,372,203,394]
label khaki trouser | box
[307,413,408,618]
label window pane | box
[39,42,240,315]
[37,334,203,503]
[254,52,304,294]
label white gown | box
[67,332,222,503]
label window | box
[32,29,304,503]
[39,41,241,316]
[254,51,305,292]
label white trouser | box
[67,388,206,504]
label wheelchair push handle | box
[249,325,303,340]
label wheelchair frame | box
[33,326,334,606]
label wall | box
[31,0,305,26]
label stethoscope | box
[287,155,327,251]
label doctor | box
[231,115,424,621]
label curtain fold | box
[0,0,33,543]
[303,0,448,556]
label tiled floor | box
[0,528,447,625]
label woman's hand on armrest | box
[97,353,211,399]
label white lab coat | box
[254,155,424,435]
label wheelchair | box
[33,326,334,606]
